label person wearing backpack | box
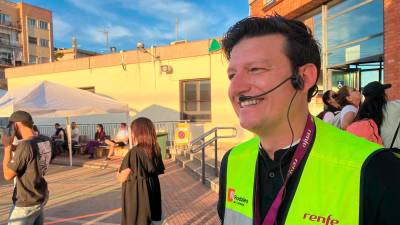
[333,85,362,129]
[316,90,340,123]
[2,111,51,225]
[346,82,391,145]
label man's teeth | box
[240,99,261,107]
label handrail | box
[190,127,237,148]
[189,127,237,184]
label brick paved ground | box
[0,157,220,225]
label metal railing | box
[37,120,186,146]
[190,127,237,184]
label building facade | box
[249,0,399,100]
[4,39,323,142]
[0,0,53,88]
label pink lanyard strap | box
[258,115,315,225]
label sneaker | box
[104,157,111,161]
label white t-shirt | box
[340,105,358,128]
[115,129,129,144]
[71,128,80,142]
[323,111,335,124]
[381,100,400,148]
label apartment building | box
[0,0,53,88]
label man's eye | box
[249,68,266,73]
[228,74,235,80]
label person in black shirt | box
[2,111,51,225]
[217,15,400,225]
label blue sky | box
[14,0,248,53]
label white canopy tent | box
[0,81,130,166]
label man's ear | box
[297,63,318,92]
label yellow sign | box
[175,123,190,146]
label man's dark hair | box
[222,15,321,101]
[21,121,34,129]
[121,123,127,128]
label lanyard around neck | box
[256,115,316,225]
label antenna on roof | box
[99,27,109,53]
[176,17,179,41]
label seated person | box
[71,122,80,155]
[86,124,106,159]
[104,123,128,160]
[51,123,67,155]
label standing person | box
[104,123,129,160]
[334,85,362,129]
[346,81,391,145]
[117,117,165,225]
[2,111,51,225]
[85,124,106,159]
[316,90,340,123]
[217,16,400,225]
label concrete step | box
[175,150,220,193]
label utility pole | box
[176,17,179,41]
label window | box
[28,36,37,45]
[79,87,95,93]
[263,0,275,7]
[39,57,49,63]
[181,79,211,121]
[28,18,36,28]
[39,21,48,30]
[29,55,37,64]
[0,14,10,25]
[40,39,49,47]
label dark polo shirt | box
[8,136,50,207]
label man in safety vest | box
[217,15,400,225]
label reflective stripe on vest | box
[224,137,259,225]
[224,118,382,225]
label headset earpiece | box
[291,73,304,90]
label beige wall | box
[6,43,253,141]
[0,1,19,26]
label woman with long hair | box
[334,85,362,129]
[317,90,340,123]
[85,124,106,159]
[346,81,391,145]
[117,117,165,225]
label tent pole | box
[66,116,73,167]
[126,112,132,149]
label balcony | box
[0,21,21,31]
[0,58,22,67]
[0,39,21,48]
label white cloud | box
[53,16,73,41]
[66,0,119,21]
[116,0,218,39]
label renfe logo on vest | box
[228,188,235,202]
[303,213,339,224]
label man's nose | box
[230,71,251,96]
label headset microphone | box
[238,75,294,102]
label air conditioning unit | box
[160,65,173,74]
